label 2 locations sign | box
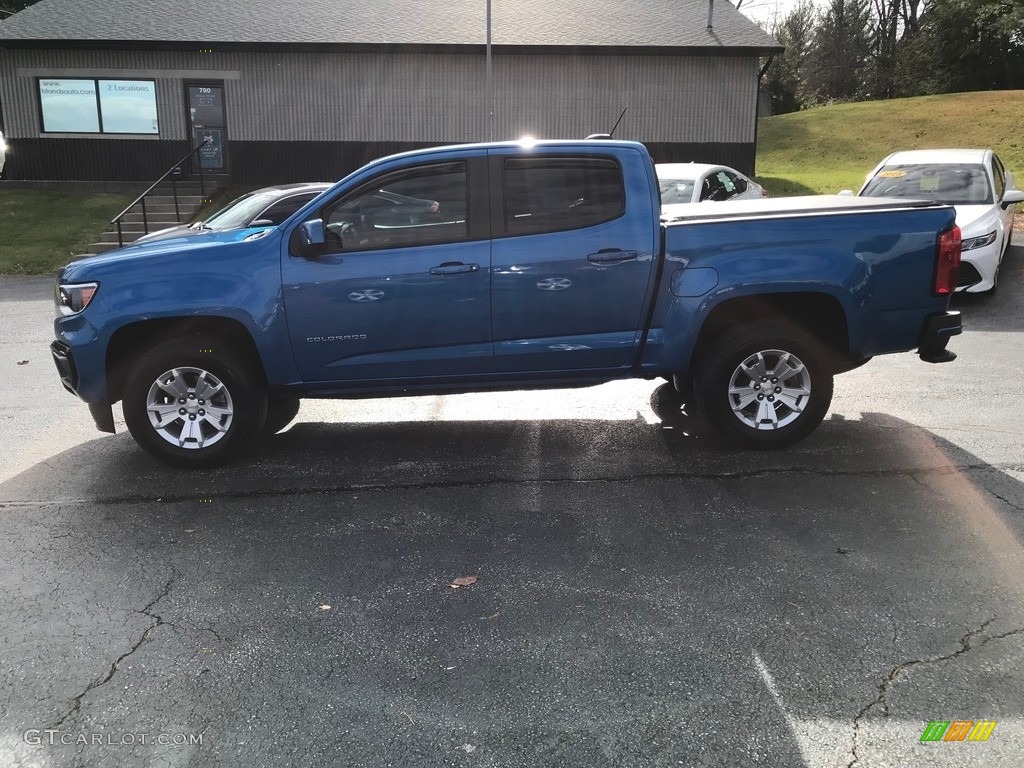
[38,79,158,134]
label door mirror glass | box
[297,219,327,255]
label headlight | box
[55,282,98,316]
[961,231,997,251]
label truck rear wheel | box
[122,338,267,469]
[693,322,833,449]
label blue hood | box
[62,227,275,277]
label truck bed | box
[661,195,946,224]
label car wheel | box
[264,393,301,436]
[122,338,268,469]
[693,322,833,450]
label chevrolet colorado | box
[51,140,963,467]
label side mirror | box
[293,218,328,257]
[837,189,855,197]
[299,219,326,245]
[250,218,274,227]
[1001,189,1024,209]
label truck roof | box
[371,138,650,162]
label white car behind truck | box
[854,149,1024,293]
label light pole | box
[486,0,493,140]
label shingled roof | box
[0,0,781,52]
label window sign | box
[98,80,158,134]
[39,79,100,133]
[38,78,158,134]
[188,86,223,126]
[195,129,224,169]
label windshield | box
[658,179,696,205]
[200,192,279,230]
[861,163,993,205]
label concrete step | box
[118,211,195,224]
[86,183,226,255]
[85,242,122,254]
[100,229,184,244]
[115,203,203,216]
[134,194,206,205]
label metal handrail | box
[111,141,209,247]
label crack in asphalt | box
[846,617,1024,768]
[2,462,1023,509]
[45,570,177,731]
[984,488,1024,513]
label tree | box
[0,1,41,16]
[806,0,874,102]
[762,1,817,113]
[865,0,902,98]
[904,0,1024,93]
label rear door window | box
[260,193,320,225]
[502,156,624,236]
[700,173,728,201]
[724,171,748,195]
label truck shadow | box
[1,408,1022,766]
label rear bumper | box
[918,310,962,363]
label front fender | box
[55,235,299,403]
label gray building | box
[0,0,780,184]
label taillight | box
[935,225,961,296]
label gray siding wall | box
[1,49,757,144]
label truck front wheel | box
[693,322,833,450]
[122,338,268,469]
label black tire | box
[122,337,268,469]
[692,321,833,450]
[263,393,301,436]
[670,372,694,402]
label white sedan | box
[656,163,768,207]
[857,149,1024,293]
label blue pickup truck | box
[51,140,963,468]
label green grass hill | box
[756,90,1024,196]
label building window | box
[38,78,158,135]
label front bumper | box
[918,311,962,363]
[957,241,999,292]
[50,339,115,433]
[50,340,77,393]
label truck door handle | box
[429,262,480,275]
[588,249,638,264]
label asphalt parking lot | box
[1,239,1023,767]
